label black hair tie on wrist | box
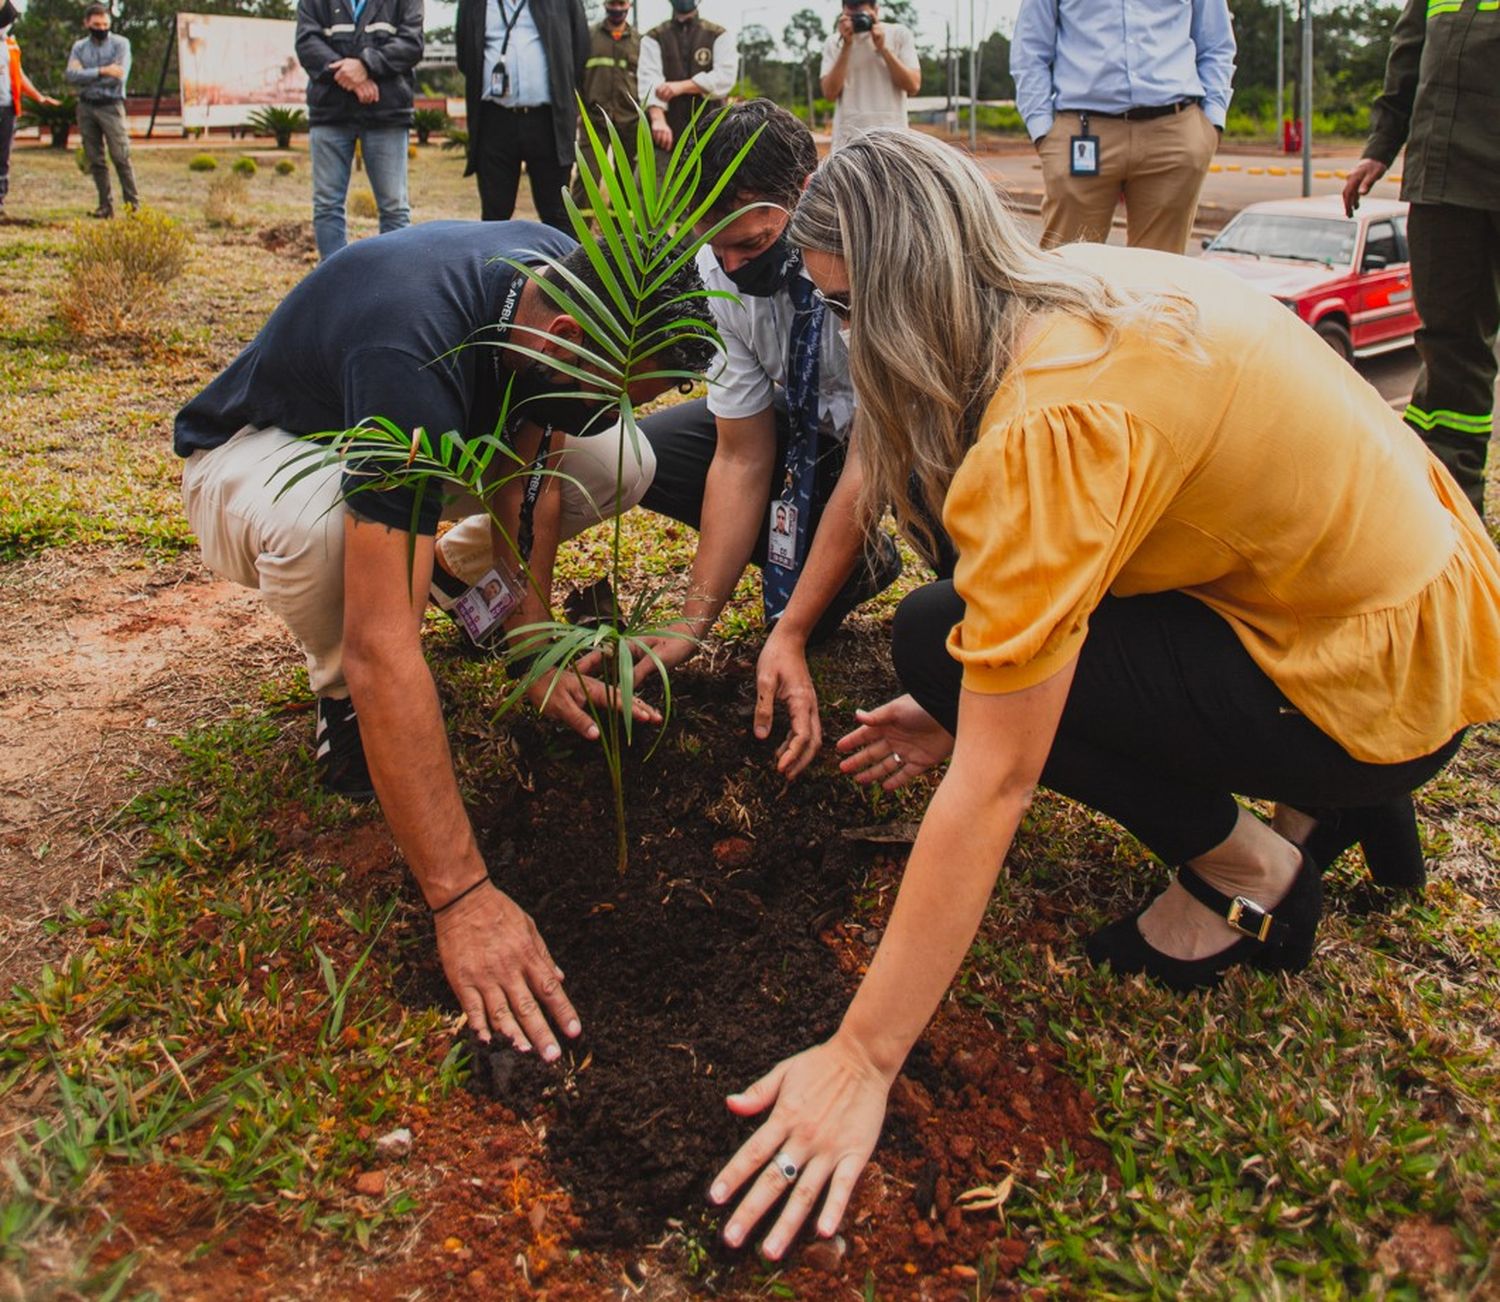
[432,876,491,915]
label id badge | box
[767,500,798,569]
[452,568,521,644]
[1069,134,1100,176]
[489,58,510,100]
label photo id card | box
[452,568,522,644]
[768,500,799,569]
[1069,133,1100,176]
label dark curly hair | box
[690,99,819,220]
[543,238,717,377]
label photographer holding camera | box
[819,0,919,152]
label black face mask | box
[89,27,110,41]
[724,234,799,299]
[604,6,629,23]
[670,0,698,15]
[508,361,616,438]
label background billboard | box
[177,13,308,129]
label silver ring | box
[772,1151,798,1182]
[890,751,903,767]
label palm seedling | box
[278,103,757,872]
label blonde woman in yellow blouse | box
[705,130,1500,1261]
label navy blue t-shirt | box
[174,220,577,533]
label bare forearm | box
[682,439,774,633]
[822,44,850,98]
[348,645,486,905]
[884,48,920,93]
[839,768,1027,1077]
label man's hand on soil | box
[575,623,699,691]
[708,1036,892,1258]
[525,664,663,741]
[434,880,581,1058]
[754,625,822,779]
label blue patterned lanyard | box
[762,257,827,622]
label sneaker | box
[805,531,903,647]
[315,696,376,801]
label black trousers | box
[475,101,570,231]
[891,583,1464,865]
[0,106,14,204]
[637,396,912,644]
[1406,201,1499,516]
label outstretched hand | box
[754,624,822,779]
[710,1037,892,1259]
[525,665,662,741]
[835,693,954,789]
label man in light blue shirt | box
[1010,0,1235,252]
[456,0,588,229]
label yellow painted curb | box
[1268,166,1287,176]
[1247,167,1265,175]
[1387,173,1403,182]
[1335,169,1350,178]
[1224,164,1241,171]
[1314,169,1332,178]
[1208,164,1222,172]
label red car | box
[1201,194,1419,363]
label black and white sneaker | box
[315,696,376,801]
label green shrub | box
[58,207,191,337]
[245,105,309,148]
[188,153,218,172]
[275,158,297,176]
[412,106,449,145]
[348,190,378,219]
[440,125,469,151]
[231,156,258,177]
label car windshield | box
[1208,214,1357,267]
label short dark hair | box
[83,3,109,18]
[691,99,819,219]
[542,239,716,378]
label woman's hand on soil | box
[525,666,662,740]
[836,694,953,789]
[754,625,822,779]
[709,1037,891,1259]
[434,881,581,1058]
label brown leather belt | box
[1067,98,1202,122]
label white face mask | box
[838,325,852,350]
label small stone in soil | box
[353,1170,386,1197]
[374,1127,412,1159]
[801,1236,847,1273]
[712,836,754,868]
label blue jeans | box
[309,123,411,260]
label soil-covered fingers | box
[817,1154,866,1237]
[480,986,531,1052]
[528,673,600,741]
[712,1123,792,1249]
[523,923,582,1041]
[578,671,662,725]
[774,700,823,779]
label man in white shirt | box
[820,0,920,151]
[435,100,917,777]
[637,0,736,151]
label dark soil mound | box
[459,664,881,1245]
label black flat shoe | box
[1298,797,1425,890]
[1085,849,1324,993]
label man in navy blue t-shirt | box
[176,220,711,1058]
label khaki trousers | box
[183,423,657,697]
[1038,106,1219,253]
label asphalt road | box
[988,146,1422,407]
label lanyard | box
[496,0,528,55]
[517,425,552,564]
[350,0,369,22]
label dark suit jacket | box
[456,0,589,173]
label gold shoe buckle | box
[1226,896,1272,942]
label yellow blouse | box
[942,244,1500,764]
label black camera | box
[850,12,874,31]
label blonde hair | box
[788,130,1202,555]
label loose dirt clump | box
[399,658,1110,1292]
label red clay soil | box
[87,658,1110,1298]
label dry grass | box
[56,207,191,338]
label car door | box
[1352,218,1415,350]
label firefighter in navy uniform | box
[571,0,640,211]
[1345,0,1500,518]
[637,0,737,153]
